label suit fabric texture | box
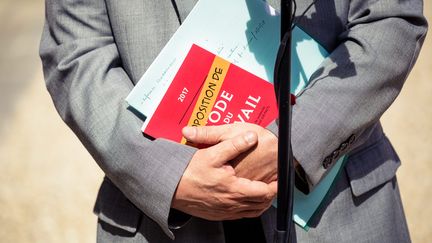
[39,0,428,242]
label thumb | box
[207,131,258,167]
[182,125,231,145]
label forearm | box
[40,0,196,238]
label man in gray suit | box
[40,0,428,242]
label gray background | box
[0,0,430,242]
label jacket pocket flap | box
[93,177,142,233]
[345,135,400,197]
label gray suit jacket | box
[40,0,428,242]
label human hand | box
[182,123,278,183]
[172,131,277,221]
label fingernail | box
[244,132,257,144]
[182,126,196,138]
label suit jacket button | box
[323,156,333,169]
[332,150,339,160]
[340,142,348,151]
[348,134,356,144]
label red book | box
[144,44,280,144]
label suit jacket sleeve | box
[39,0,196,238]
[267,0,428,187]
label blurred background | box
[0,0,430,242]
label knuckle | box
[232,137,247,153]
[204,128,212,142]
[264,193,273,202]
[207,151,217,161]
[196,126,206,140]
[230,142,241,154]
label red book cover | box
[144,44,279,144]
